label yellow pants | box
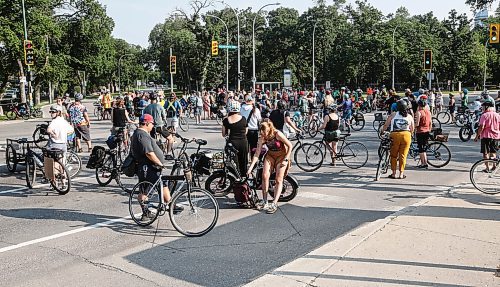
[390,131,411,172]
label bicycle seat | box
[18,138,29,144]
[196,139,207,146]
[181,137,190,143]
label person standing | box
[449,93,456,123]
[164,93,183,134]
[222,101,248,176]
[195,92,204,124]
[415,99,432,169]
[381,100,415,179]
[317,105,340,166]
[474,101,500,170]
[461,89,469,109]
[47,105,74,153]
[111,96,134,145]
[247,122,293,214]
[240,95,262,156]
[68,94,91,153]
[268,100,301,136]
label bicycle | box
[375,132,391,181]
[469,155,499,195]
[178,115,190,132]
[24,141,72,195]
[459,112,479,142]
[128,165,219,237]
[436,106,453,124]
[349,108,366,131]
[291,133,324,172]
[407,131,451,168]
[311,132,369,170]
[32,121,51,149]
[6,103,30,120]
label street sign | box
[284,69,292,88]
[218,44,237,49]
[426,72,435,81]
[326,81,331,90]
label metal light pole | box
[221,1,241,91]
[118,54,133,93]
[206,14,229,91]
[391,23,400,91]
[312,21,318,91]
[45,35,52,104]
[21,0,31,105]
[483,39,489,89]
[252,3,280,92]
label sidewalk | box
[246,187,500,287]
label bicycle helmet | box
[417,99,427,107]
[390,102,398,112]
[418,88,425,95]
[462,88,469,95]
[481,90,489,98]
[328,104,338,112]
[396,99,408,113]
[482,100,494,108]
[227,101,241,113]
[277,100,286,110]
[75,93,84,101]
[49,105,62,113]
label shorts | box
[75,125,91,141]
[481,138,498,154]
[416,132,430,153]
[195,106,202,116]
[138,164,162,184]
[166,118,179,129]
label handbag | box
[121,154,137,177]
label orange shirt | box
[416,108,431,133]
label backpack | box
[121,153,137,177]
[86,146,107,169]
[166,101,177,118]
[233,181,253,207]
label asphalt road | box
[0,102,483,287]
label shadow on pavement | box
[125,204,391,287]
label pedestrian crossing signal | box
[24,40,35,66]
[489,24,499,44]
[211,41,218,56]
[170,56,176,74]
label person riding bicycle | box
[111,96,134,139]
[481,90,496,110]
[47,105,74,154]
[247,121,293,214]
[317,104,341,166]
[380,99,415,179]
[461,88,469,109]
[164,93,183,134]
[415,99,432,169]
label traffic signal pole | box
[21,0,31,105]
[483,39,488,90]
[170,47,174,93]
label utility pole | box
[483,39,488,89]
[221,1,241,91]
[206,15,229,91]
[21,0,31,105]
[46,35,52,104]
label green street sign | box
[219,44,237,49]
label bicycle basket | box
[42,148,65,159]
[430,128,443,141]
[211,152,224,169]
[106,135,118,149]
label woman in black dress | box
[222,101,248,176]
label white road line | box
[0,175,95,195]
[0,216,131,254]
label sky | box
[98,0,499,47]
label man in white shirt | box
[47,105,74,153]
[195,92,204,124]
[240,94,262,156]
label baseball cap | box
[140,114,154,124]
[49,105,63,113]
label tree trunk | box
[199,52,211,91]
[17,59,27,103]
[35,85,41,106]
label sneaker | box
[140,211,153,221]
[167,203,185,214]
[266,203,278,214]
[255,200,266,210]
[417,164,428,169]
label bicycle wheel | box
[33,126,49,149]
[268,174,298,202]
[6,144,17,172]
[372,120,380,131]
[350,116,365,131]
[97,110,102,121]
[470,159,500,195]
[426,142,451,168]
[216,114,223,125]
[93,107,99,117]
[375,149,389,181]
[95,154,114,186]
[65,151,82,178]
[6,111,16,120]
[25,157,37,188]
[455,113,466,127]
[204,171,234,197]
[116,171,138,194]
[432,117,442,130]
[129,181,161,226]
[436,112,450,125]
[169,187,219,237]
[308,120,319,138]
[179,117,189,132]
[50,160,71,195]
[294,143,323,172]
[341,142,368,169]
[459,126,472,142]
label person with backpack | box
[247,121,293,214]
[268,100,301,136]
[241,95,262,155]
[68,94,91,153]
[222,101,248,176]
[164,93,183,133]
[317,104,340,166]
[297,93,308,116]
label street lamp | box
[391,23,400,91]
[219,1,241,91]
[118,54,133,92]
[206,14,229,91]
[252,3,280,92]
[21,0,31,105]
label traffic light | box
[238,72,243,81]
[489,23,499,44]
[170,56,176,74]
[24,40,35,66]
[211,41,219,56]
[423,50,432,71]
